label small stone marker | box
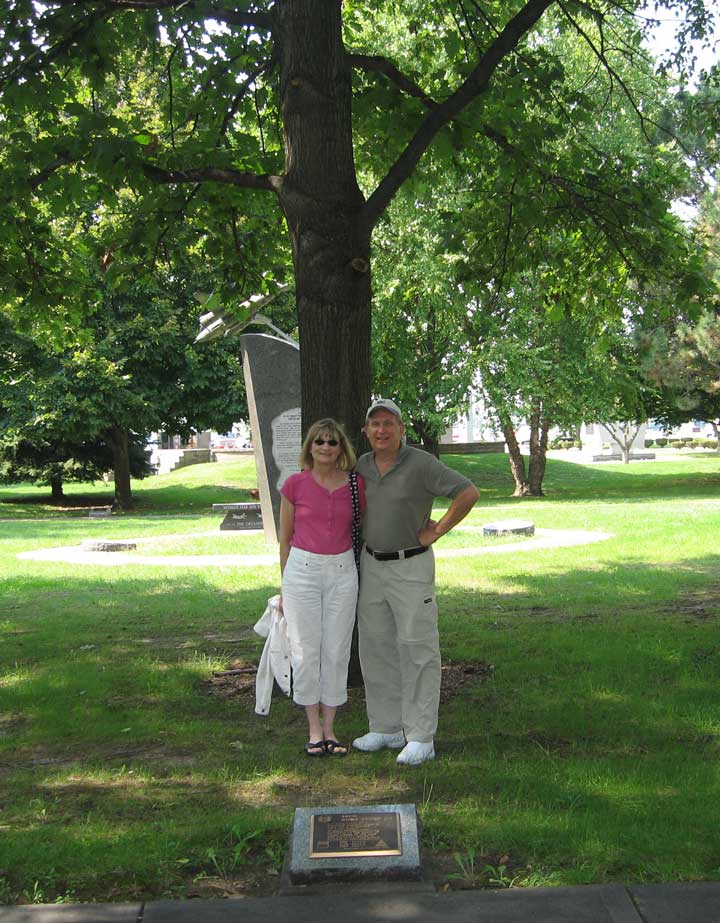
[88,506,112,518]
[80,540,137,552]
[483,518,535,537]
[212,502,263,530]
[287,804,422,885]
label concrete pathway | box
[2,881,719,922]
[17,528,613,569]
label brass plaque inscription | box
[309,811,402,859]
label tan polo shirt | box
[355,445,473,552]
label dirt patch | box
[182,867,282,900]
[0,743,193,776]
[203,660,259,698]
[428,849,529,892]
[439,660,495,701]
[0,713,29,736]
[672,584,720,621]
[203,659,495,703]
[181,846,529,901]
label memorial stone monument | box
[240,332,302,543]
[196,288,302,544]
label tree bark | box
[420,432,440,458]
[527,406,548,496]
[712,422,720,453]
[276,0,371,448]
[276,2,369,682]
[106,426,133,509]
[500,418,529,496]
[606,422,640,464]
[50,476,64,501]
[408,417,440,457]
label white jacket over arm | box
[254,595,291,716]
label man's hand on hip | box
[418,520,443,546]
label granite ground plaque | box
[287,804,421,885]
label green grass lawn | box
[1,453,719,904]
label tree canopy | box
[1,0,716,445]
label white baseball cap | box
[365,398,403,421]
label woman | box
[279,418,365,757]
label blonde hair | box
[299,418,356,471]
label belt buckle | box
[397,549,406,560]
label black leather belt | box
[365,545,429,562]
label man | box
[352,399,480,766]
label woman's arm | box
[279,495,295,578]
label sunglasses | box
[313,438,339,447]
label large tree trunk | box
[276,0,371,449]
[500,418,529,496]
[278,3,369,685]
[106,426,133,510]
[527,407,548,496]
[50,476,64,502]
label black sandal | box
[324,739,348,757]
[305,740,326,757]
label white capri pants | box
[281,546,358,707]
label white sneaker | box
[396,741,435,766]
[352,731,406,752]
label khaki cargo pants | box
[357,547,440,743]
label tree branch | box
[106,0,272,31]
[141,163,280,193]
[558,1,655,144]
[30,154,79,190]
[364,0,555,229]
[347,54,439,108]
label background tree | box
[0,316,150,499]
[467,270,617,494]
[363,7,708,484]
[642,308,720,441]
[0,275,247,508]
[639,180,720,445]
[0,0,713,446]
[372,196,475,454]
[0,434,152,502]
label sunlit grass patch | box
[1,455,720,902]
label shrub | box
[655,437,668,447]
[645,439,655,448]
[550,438,576,450]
